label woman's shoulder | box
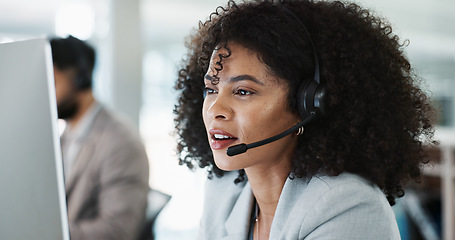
[273,172,400,239]
[280,172,384,207]
[311,172,378,192]
[302,172,391,215]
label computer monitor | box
[0,38,70,240]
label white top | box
[61,102,102,178]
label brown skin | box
[203,42,300,239]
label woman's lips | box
[208,129,238,150]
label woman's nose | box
[206,94,233,120]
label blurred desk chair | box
[137,189,172,240]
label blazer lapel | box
[222,181,255,240]
[65,140,95,197]
[65,107,106,197]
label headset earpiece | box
[281,5,326,121]
[298,79,326,119]
[74,65,91,90]
[313,85,326,115]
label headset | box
[74,57,92,90]
[226,4,327,156]
[281,4,326,120]
[66,36,93,90]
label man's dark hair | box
[50,35,96,90]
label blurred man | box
[50,35,149,240]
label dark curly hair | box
[174,0,436,205]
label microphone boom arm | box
[226,112,316,156]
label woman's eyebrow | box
[204,74,263,85]
[229,74,264,85]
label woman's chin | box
[213,154,243,171]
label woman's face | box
[202,42,301,171]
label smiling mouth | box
[213,134,237,140]
[210,133,238,150]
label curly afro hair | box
[174,0,436,205]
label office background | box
[1,0,454,239]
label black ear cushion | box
[74,54,91,90]
[298,80,326,119]
[313,85,326,115]
[75,73,91,90]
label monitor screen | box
[0,38,70,240]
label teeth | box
[214,134,232,139]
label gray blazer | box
[198,171,400,240]
[63,107,149,240]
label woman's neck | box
[245,160,291,238]
[248,170,288,215]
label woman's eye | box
[236,89,253,96]
[203,87,217,98]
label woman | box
[174,0,436,239]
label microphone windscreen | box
[227,144,248,156]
